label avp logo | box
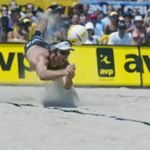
[96,48,115,77]
[0,52,32,78]
[124,54,150,73]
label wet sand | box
[0,85,150,150]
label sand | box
[0,84,150,150]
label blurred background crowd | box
[0,0,150,46]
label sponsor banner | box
[0,0,79,9]
[80,1,150,15]
[0,43,144,86]
[140,47,150,87]
[33,0,79,9]
[0,43,43,85]
[80,0,150,5]
[69,45,140,86]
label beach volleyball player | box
[24,11,75,89]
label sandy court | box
[0,85,150,150]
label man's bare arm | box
[63,64,75,89]
[63,76,73,89]
[35,54,67,80]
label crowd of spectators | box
[0,0,150,46]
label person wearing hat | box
[24,16,75,89]
[108,22,132,45]
[7,17,31,42]
[104,11,119,35]
[131,15,146,45]
[84,22,98,44]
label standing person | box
[71,14,79,25]
[0,5,13,42]
[104,11,119,35]
[143,32,150,46]
[88,12,104,41]
[25,13,75,89]
[131,15,146,45]
[79,13,87,26]
[108,22,132,45]
[84,22,98,44]
[7,17,31,42]
[144,9,150,33]
[123,11,133,31]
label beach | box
[0,85,150,150]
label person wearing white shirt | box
[108,22,132,45]
[84,22,98,44]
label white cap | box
[51,41,74,51]
[85,22,94,30]
[134,15,143,21]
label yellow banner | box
[33,0,79,10]
[140,47,150,87]
[0,43,42,85]
[0,0,79,8]
[69,45,141,86]
[0,43,147,86]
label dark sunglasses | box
[58,50,70,55]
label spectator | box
[88,12,104,38]
[1,4,9,17]
[104,11,119,34]
[10,7,21,27]
[25,3,37,23]
[131,15,146,45]
[1,16,13,42]
[72,3,83,16]
[9,0,18,11]
[143,32,150,46]
[144,9,150,32]
[0,2,150,46]
[131,8,141,19]
[107,4,115,15]
[108,22,132,45]
[82,4,89,16]
[71,14,79,25]
[119,16,125,23]
[123,11,134,31]
[84,22,98,44]
[79,13,87,26]
[7,17,31,42]
[0,19,3,41]
[95,9,105,34]
[0,4,13,36]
